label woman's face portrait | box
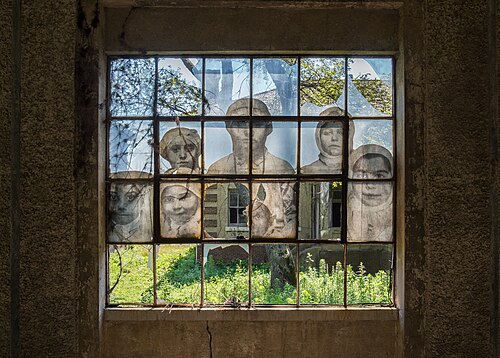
[319,123,343,157]
[109,183,144,225]
[161,185,200,224]
[352,154,392,207]
[166,136,199,170]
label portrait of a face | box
[109,183,146,225]
[160,127,201,172]
[161,181,201,238]
[251,201,273,237]
[319,122,343,157]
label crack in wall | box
[206,321,213,358]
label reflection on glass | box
[203,244,249,306]
[299,182,341,241]
[251,182,297,239]
[205,121,249,174]
[203,183,249,240]
[156,244,201,305]
[109,120,154,174]
[253,58,298,116]
[108,245,154,304]
[300,57,345,116]
[160,181,201,239]
[299,244,344,304]
[346,244,392,304]
[252,244,296,304]
[346,58,393,117]
[159,123,201,174]
[252,121,297,173]
[108,178,152,243]
[348,181,393,242]
[157,58,202,116]
[350,120,393,156]
[110,58,155,117]
[205,59,250,116]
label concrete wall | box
[1,1,498,357]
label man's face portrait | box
[109,183,145,225]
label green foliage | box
[352,75,392,115]
[300,58,345,107]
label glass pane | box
[157,58,202,116]
[156,244,201,305]
[159,122,202,174]
[109,120,154,174]
[346,58,393,117]
[203,244,249,306]
[108,181,152,243]
[298,182,342,241]
[108,244,154,304]
[299,244,344,304]
[160,181,202,239]
[204,182,249,239]
[346,244,393,304]
[205,59,251,116]
[205,121,249,175]
[253,58,298,116]
[252,121,297,174]
[301,121,343,174]
[251,181,297,239]
[350,119,393,155]
[229,191,238,206]
[110,58,155,117]
[347,182,393,242]
[251,244,297,304]
[300,57,345,116]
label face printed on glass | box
[319,123,343,156]
[166,136,199,170]
[109,183,145,225]
[161,185,200,225]
[251,201,273,237]
[352,154,392,207]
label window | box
[106,55,395,307]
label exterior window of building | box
[106,55,395,307]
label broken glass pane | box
[349,119,393,163]
[108,180,152,243]
[299,244,344,304]
[110,58,155,117]
[156,244,201,305]
[252,121,297,174]
[160,181,202,239]
[300,57,345,116]
[203,244,249,306]
[205,58,251,116]
[250,181,297,239]
[203,182,249,239]
[253,58,298,116]
[298,182,342,241]
[301,121,343,175]
[346,244,393,304]
[108,244,154,304]
[345,58,393,117]
[251,244,297,304]
[204,121,249,175]
[157,57,202,116]
[159,122,202,174]
[347,182,393,242]
[109,120,154,174]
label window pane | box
[108,244,154,304]
[159,122,201,174]
[110,58,155,117]
[301,121,343,175]
[157,58,202,116]
[205,121,249,175]
[350,119,393,158]
[252,121,297,174]
[205,59,251,116]
[299,244,344,305]
[346,58,393,117]
[300,57,345,116]
[160,181,202,239]
[204,182,249,239]
[108,181,152,243]
[347,182,393,242]
[253,58,298,116]
[346,244,392,304]
[251,244,297,304]
[204,244,249,306]
[109,120,154,174]
[251,181,297,239]
[298,182,342,241]
[156,244,201,305]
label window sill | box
[104,307,398,322]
